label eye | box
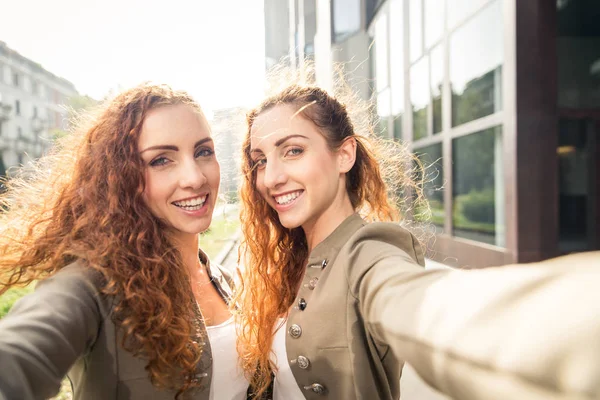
[149,156,170,167]
[285,147,303,157]
[195,147,215,158]
[252,158,266,170]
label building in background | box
[263,0,600,267]
[0,41,78,177]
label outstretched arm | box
[349,225,600,400]
[0,264,106,400]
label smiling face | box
[249,104,356,244]
[138,104,220,242]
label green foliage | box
[412,200,432,223]
[50,128,69,141]
[0,285,34,319]
[67,95,97,112]
[455,188,495,224]
[412,106,427,140]
[222,190,239,204]
[49,95,99,143]
[453,188,496,234]
[199,209,240,259]
[451,67,501,127]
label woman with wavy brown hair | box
[235,80,600,400]
[0,84,248,400]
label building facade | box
[264,0,600,267]
[0,41,78,177]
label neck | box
[171,232,201,277]
[303,193,355,252]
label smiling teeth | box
[174,196,207,210]
[275,191,301,205]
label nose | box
[179,159,207,190]
[262,157,287,190]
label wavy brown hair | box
[0,84,209,397]
[235,77,427,395]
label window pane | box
[367,0,386,25]
[447,0,489,29]
[390,0,404,141]
[304,0,316,52]
[369,40,377,94]
[375,14,389,92]
[430,44,443,134]
[411,56,429,141]
[415,143,444,226]
[425,0,444,48]
[557,118,594,252]
[450,0,502,127]
[377,89,391,137]
[409,0,423,62]
[557,0,600,109]
[333,0,361,42]
[452,126,504,246]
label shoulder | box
[338,222,425,297]
[40,260,105,294]
[345,222,425,267]
[29,260,111,318]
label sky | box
[0,0,266,114]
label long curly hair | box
[234,76,426,395]
[0,84,209,396]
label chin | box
[181,221,213,236]
[277,215,303,230]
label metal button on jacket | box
[291,355,310,369]
[298,355,310,369]
[303,383,326,394]
[289,324,302,338]
[298,298,307,311]
[321,259,328,268]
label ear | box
[338,137,357,174]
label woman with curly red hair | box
[0,84,248,399]
[235,82,600,400]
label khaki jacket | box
[0,255,234,400]
[283,213,600,400]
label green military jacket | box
[0,254,235,400]
[283,213,600,400]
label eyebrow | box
[140,137,213,154]
[250,134,308,155]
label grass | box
[1,205,241,398]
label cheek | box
[142,170,162,207]
[202,159,220,187]
[310,157,337,183]
[213,162,221,184]
[254,172,269,198]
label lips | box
[172,194,207,210]
[273,190,303,205]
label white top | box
[272,320,307,400]
[206,317,248,400]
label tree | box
[50,94,98,141]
